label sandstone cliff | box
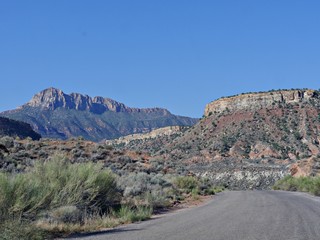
[205,89,317,116]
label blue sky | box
[1,1,319,117]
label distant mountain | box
[0,88,198,141]
[0,117,41,140]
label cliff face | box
[205,89,317,116]
[1,88,197,141]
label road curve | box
[69,191,320,240]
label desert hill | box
[0,117,41,140]
[155,89,320,188]
[108,89,320,189]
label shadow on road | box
[67,227,143,239]
[64,213,166,239]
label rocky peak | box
[27,87,68,110]
[25,88,170,114]
[205,89,318,116]
[92,96,128,112]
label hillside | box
[0,137,152,174]
[148,89,320,189]
[0,117,41,140]
[0,88,198,141]
[107,126,189,154]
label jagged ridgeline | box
[0,88,198,141]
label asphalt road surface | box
[69,191,320,240]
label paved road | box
[69,191,320,240]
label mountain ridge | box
[19,87,171,114]
[1,88,198,141]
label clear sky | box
[1,1,319,117]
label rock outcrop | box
[107,126,189,154]
[107,126,187,146]
[205,89,317,116]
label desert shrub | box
[105,145,113,151]
[174,176,199,193]
[118,172,172,198]
[118,172,149,197]
[203,186,225,195]
[117,172,174,209]
[273,175,320,196]
[42,206,83,224]
[0,155,120,222]
[212,186,225,193]
[150,159,164,172]
[0,220,47,240]
[310,177,320,196]
[191,187,200,200]
[35,205,152,236]
[173,176,224,196]
[144,188,172,209]
[35,213,121,235]
[0,136,14,149]
[114,205,152,223]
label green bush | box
[273,175,320,196]
[174,176,199,193]
[212,186,225,193]
[173,176,225,196]
[191,187,200,200]
[0,155,120,222]
[0,220,46,240]
[204,186,225,195]
[46,205,83,224]
[117,172,173,209]
[114,205,152,223]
